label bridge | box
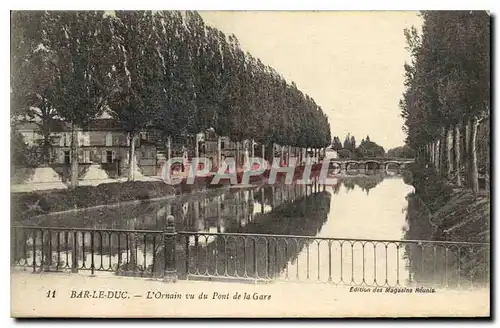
[327,158,414,171]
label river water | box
[12,169,489,289]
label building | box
[324,148,339,159]
[15,119,158,177]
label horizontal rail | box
[12,226,490,246]
[13,226,164,234]
[11,226,490,289]
[177,231,490,246]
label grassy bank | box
[11,181,183,222]
[403,163,490,243]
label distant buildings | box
[16,118,157,177]
[15,117,326,182]
[324,148,338,159]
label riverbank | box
[403,163,490,243]
[11,164,327,223]
[11,181,176,222]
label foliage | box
[356,139,385,158]
[11,130,29,166]
[386,145,415,159]
[11,10,332,163]
[331,133,385,159]
[337,149,353,159]
[400,11,490,154]
[331,136,342,151]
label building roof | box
[83,119,126,131]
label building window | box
[221,141,225,150]
[80,132,90,146]
[106,151,113,163]
[64,151,70,164]
[105,133,112,147]
[63,133,71,147]
[84,150,90,163]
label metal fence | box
[11,219,490,289]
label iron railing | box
[11,221,489,289]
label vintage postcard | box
[10,10,491,318]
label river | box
[12,169,488,289]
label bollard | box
[163,215,177,283]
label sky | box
[200,11,423,150]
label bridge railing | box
[11,223,489,289]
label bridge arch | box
[384,161,402,170]
[327,160,342,174]
[345,161,361,170]
[363,161,381,170]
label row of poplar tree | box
[400,11,490,192]
[11,11,331,186]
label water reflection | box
[13,169,488,288]
[18,170,402,233]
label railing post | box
[41,230,50,272]
[163,215,177,283]
[71,230,79,273]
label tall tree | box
[401,11,490,192]
[46,11,114,187]
[107,11,165,181]
[11,11,60,164]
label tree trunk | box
[431,141,436,166]
[439,127,447,176]
[434,139,440,171]
[195,134,199,159]
[464,120,470,187]
[446,126,453,178]
[460,123,467,168]
[236,141,240,169]
[70,123,79,188]
[429,142,434,166]
[167,136,172,161]
[128,133,136,181]
[261,144,265,161]
[128,219,137,268]
[217,136,222,168]
[454,124,461,186]
[469,116,479,193]
[243,140,249,170]
[42,129,51,166]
